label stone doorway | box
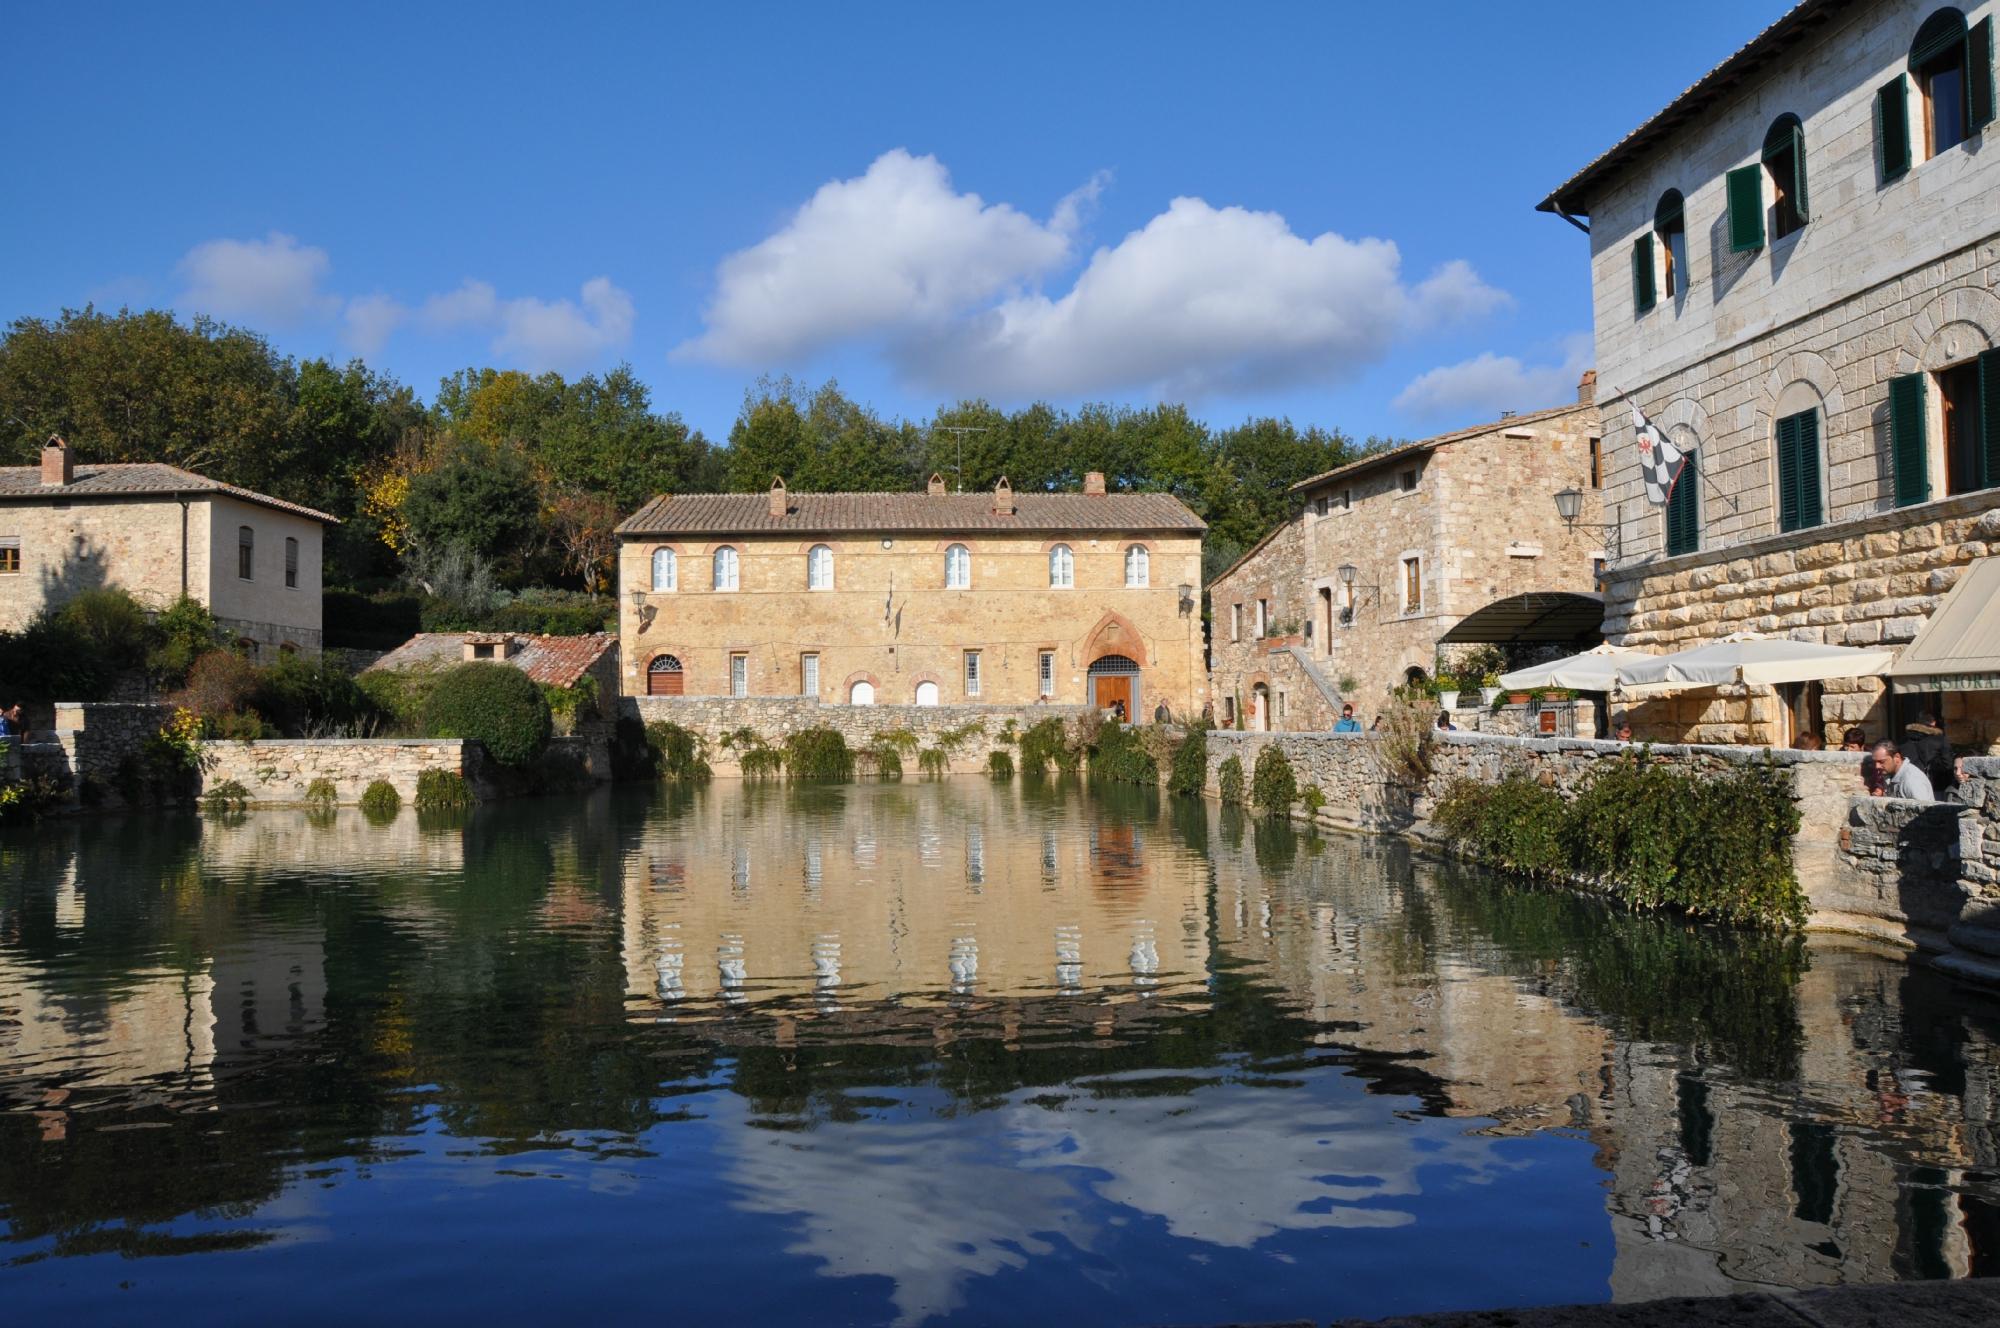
[647,655,684,696]
[1089,654,1142,721]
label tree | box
[546,489,622,594]
[724,377,921,493]
[398,437,543,576]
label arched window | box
[237,525,254,580]
[1123,544,1148,587]
[712,546,739,592]
[1048,543,1074,589]
[915,680,940,706]
[1909,8,1988,158]
[807,544,833,590]
[651,547,677,592]
[944,543,971,589]
[647,654,684,696]
[1762,114,1809,240]
[849,679,875,706]
[1666,449,1700,556]
[1654,190,1687,299]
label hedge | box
[419,662,552,768]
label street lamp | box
[1177,583,1195,617]
[1553,486,1584,525]
[1337,563,1357,587]
[627,587,655,632]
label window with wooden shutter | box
[1632,234,1656,313]
[1762,115,1808,238]
[1726,165,1765,252]
[1665,451,1699,556]
[1972,17,1997,131]
[1775,409,1822,533]
[1889,373,1931,507]
[1877,75,1912,181]
[1978,349,2000,489]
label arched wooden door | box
[1088,654,1141,721]
[647,655,685,696]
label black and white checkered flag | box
[1631,402,1686,507]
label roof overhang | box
[1886,557,2000,688]
[1438,592,1605,645]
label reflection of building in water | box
[618,785,1210,1010]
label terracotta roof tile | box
[616,490,1205,537]
[365,633,616,689]
[0,463,339,523]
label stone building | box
[0,437,333,657]
[1208,390,1604,729]
[1540,0,2000,747]
[613,473,1207,716]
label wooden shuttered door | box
[1969,18,1996,130]
[1632,234,1656,313]
[646,656,684,696]
[1665,451,1699,556]
[1774,410,1823,533]
[1876,76,1911,182]
[1726,166,1764,252]
[1982,348,2000,489]
[1889,373,1930,507]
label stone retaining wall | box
[201,737,482,805]
[622,696,1090,776]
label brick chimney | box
[41,436,73,487]
[1577,369,1597,404]
[1083,471,1106,497]
[768,475,788,518]
[927,472,946,496]
[992,476,1015,516]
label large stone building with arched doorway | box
[1208,384,1604,730]
[615,472,1208,717]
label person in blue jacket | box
[1333,703,1362,733]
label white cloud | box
[341,276,636,372]
[679,151,1510,400]
[342,293,407,357]
[680,148,1095,365]
[177,231,339,327]
[1393,334,1593,422]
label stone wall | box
[201,738,482,805]
[624,696,1090,776]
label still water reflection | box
[4,780,2000,1324]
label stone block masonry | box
[624,696,1090,776]
[202,738,483,805]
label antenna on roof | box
[933,425,990,493]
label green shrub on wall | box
[1166,727,1208,798]
[1217,755,1245,804]
[200,779,249,814]
[419,662,552,768]
[303,778,338,808]
[359,780,401,818]
[644,721,711,782]
[1019,718,1077,776]
[1250,746,1297,815]
[415,768,474,810]
[1300,784,1327,816]
[986,750,1015,779]
[1431,753,1805,929]
[917,747,951,778]
[1088,720,1158,786]
[785,728,854,781]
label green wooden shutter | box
[1876,75,1911,182]
[1789,121,1810,222]
[1666,451,1699,556]
[1776,413,1801,532]
[1980,348,2000,489]
[1726,165,1765,252]
[1971,18,1996,131]
[1889,373,1930,507]
[1632,234,1656,313]
[1795,410,1822,528]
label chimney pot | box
[992,476,1015,517]
[927,472,946,497]
[1083,471,1106,497]
[41,436,73,487]
[768,475,788,518]
[1577,369,1597,404]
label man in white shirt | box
[1871,741,1935,802]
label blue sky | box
[3,1,1790,447]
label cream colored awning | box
[1497,643,1655,692]
[1616,635,1896,689]
[1886,556,2000,689]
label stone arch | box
[1754,350,1844,524]
[907,672,944,705]
[1080,610,1150,668]
[1894,285,2000,376]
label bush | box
[415,768,474,810]
[148,596,223,685]
[482,594,612,637]
[542,677,600,735]
[210,709,272,741]
[1217,755,1245,804]
[200,780,250,813]
[1167,727,1209,798]
[785,728,854,781]
[1088,720,1158,786]
[173,649,261,721]
[1300,784,1327,816]
[986,750,1015,779]
[254,653,379,736]
[917,747,951,777]
[1250,746,1297,815]
[869,744,904,779]
[1430,755,1806,929]
[644,721,711,782]
[740,746,785,778]
[359,780,401,817]
[419,662,552,768]
[358,668,434,734]
[303,777,338,808]
[1019,718,1076,776]
[55,589,154,676]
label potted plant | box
[1434,672,1461,711]
[1479,671,1503,707]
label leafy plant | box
[917,747,951,777]
[200,779,250,813]
[785,727,854,780]
[419,661,552,767]
[1217,754,1245,804]
[986,750,1015,779]
[1088,719,1158,786]
[1019,717,1076,776]
[1300,783,1327,815]
[933,720,985,754]
[740,746,785,778]
[1368,694,1434,790]
[148,596,224,685]
[870,728,920,756]
[644,721,711,782]
[303,777,338,808]
[415,768,474,810]
[1167,726,1209,798]
[869,744,904,779]
[359,780,401,818]
[1250,745,1297,814]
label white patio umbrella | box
[1497,643,1656,693]
[1614,635,1897,689]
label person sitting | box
[1840,727,1868,751]
[1902,710,1960,796]
[1434,712,1456,732]
[1613,718,1634,742]
[1872,740,1935,802]
[1843,728,1883,795]
[1333,703,1361,733]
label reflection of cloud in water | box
[720,1064,1491,1325]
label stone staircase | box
[1281,644,1346,711]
